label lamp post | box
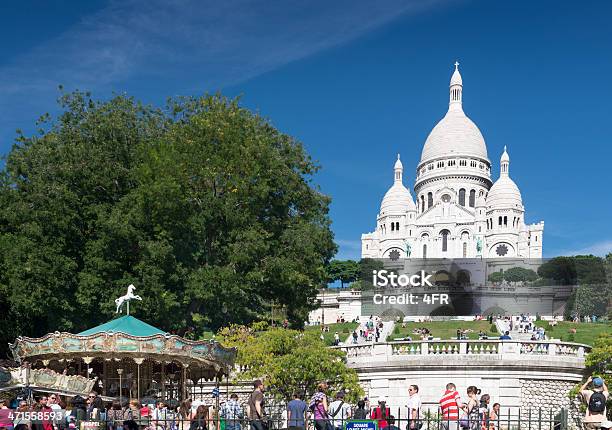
[117,368,124,400]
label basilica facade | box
[361,64,544,259]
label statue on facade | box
[476,237,483,255]
[405,240,412,257]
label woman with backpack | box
[370,397,390,430]
[353,400,368,420]
[309,382,330,430]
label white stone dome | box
[380,182,416,214]
[486,176,523,209]
[421,108,488,162]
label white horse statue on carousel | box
[115,284,142,314]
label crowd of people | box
[0,374,607,430]
[0,392,222,430]
[248,379,505,430]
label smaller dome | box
[486,176,523,210]
[380,183,416,214]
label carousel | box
[7,285,237,401]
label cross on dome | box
[454,61,459,70]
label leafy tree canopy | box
[0,91,336,354]
[326,260,359,287]
[218,324,363,402]
[503,267,538,283]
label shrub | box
[490,324,498,334]
[394,326,400,334]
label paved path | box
[344,319,395,344]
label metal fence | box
[56,408,572,430]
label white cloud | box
[0,0,449,136]
[559,240,612,257]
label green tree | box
[219,324,363,402]
[326,260,360,288]
[503,267,538,283]
[488,271,503,283]
[0,92,336,354]
[537,257,577,284]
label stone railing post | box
[578,346,585,358]
[548,342,557,356]
[459,342,467,355]
[421,342,429,355]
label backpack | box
[588,392,606,413]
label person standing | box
[478,395,491,430]
[309,382,329,430]
[152,401,169,430]
[328,392,351,430]
[406,385,422,430]
[352,401,368,420]
[220,394,244,430]
[371,398,390,430]
[189,406,209,430]
[439,383,462,430]
[0,399,14,430]
[13,400,31,430]
[248,380,266,430]
[489,404,500,430]
[287,393,307,430]
[580,376,609,429]
[464,386,481,430]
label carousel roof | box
[9,316,237,378]
[78,315,166,337]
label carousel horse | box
[115,284,143,313]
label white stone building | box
[362,63,544,259]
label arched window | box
[459,189,466,206]
[463,242,467,258]
[391,223,395,232]
[469,189,476,207]
[423,244,427,259]
[498,216,502,226]
[504,216,508,226]
[441,229,450,252]
[427,192,433,208]
[420,195,425,212]
[396,222,400,231]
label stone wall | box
[520,379,583,429]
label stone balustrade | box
[336,339,590,363]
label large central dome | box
[419,63,489,164]
[420,109,488,162]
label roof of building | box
[77,315,166,337]
[420,64,489,163]
[380,182,416,214]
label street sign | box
[345,420,378,430]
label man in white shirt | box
[406,385,422,430]
[328,392,352,430]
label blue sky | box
[0,0,610,259]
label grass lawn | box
[534,321,612,346]
[305,322,359,345]
[388,320,498,341]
